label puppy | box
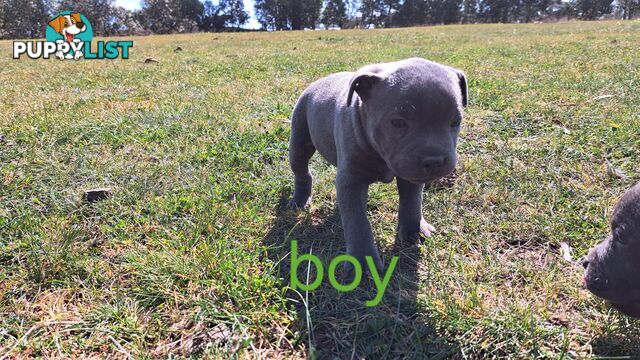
[48,13,86,60]
[288,58,467,269]
[582,181,640,317]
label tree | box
[322,0,347,27]
[477,0,514,22]
[1,0,50,39]
[360,0,386,26]
[344,0,360,23]
[104,6,146,35]
[617,0,640,19]
[220,0,249,28]
[288,0,323,29]
[301,0,324,28]
[255,0,322,30]
[429,0,462,24]
[200,0,228,31]
[139,0,204,33]
[513,0,550,22]
[0,2,8,39]
[395,0,427,26]
[56,0,145,36]
[255,0,289,29]
[461,0,478,22]
[0,1,5,39]
[178,0,205,30]
[573,0,614,19]
[379,0,401,25]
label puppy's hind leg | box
[288,105,315,210]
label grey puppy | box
[582,181,640,317]
[287,58,467,269]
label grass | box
[1,20,640,358]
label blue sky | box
[114,0,261,29]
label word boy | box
[289,240,399,306]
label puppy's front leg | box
[336,174,382,270]
[397,178,435,243]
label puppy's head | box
[49,13,86,42]
[347,58,467,183]
[582,181,640,317]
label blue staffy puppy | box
[287,58,468,269]
[582,181,640,317]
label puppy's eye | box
[451,118,462,128]
[64,21,69,26]
[614,227,628,244]
[391,118,407,129]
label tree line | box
[0,0,638,39]
[0,0,249,39]
[259,0,639,30]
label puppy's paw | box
[420,218,436,237]
[287,198,309,211]
[346,248,383,274]
[398,218,436,243]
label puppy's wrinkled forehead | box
[386,64,463,110]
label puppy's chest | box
[341,158,394,184]
[366,164,395,183]
[377,168,395,183]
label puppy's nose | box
[77,22,85,29]
[422,156,446,169]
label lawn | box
[1,20,639,358]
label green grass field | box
[1,20,640,358]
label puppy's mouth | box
[404,176,440,185]
[65,33,74,42]
[583,272,640,317]
[402,169,455,185]
[582,271,612,299]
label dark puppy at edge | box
[287,58,467,269]
[582,181,640,317]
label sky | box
[114,0,261,29]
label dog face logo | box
[48,13,86,43]
[45,11,93,60]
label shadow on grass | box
[262,191,458,358]
[591,319,640,357]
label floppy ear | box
[71,13,83,23]
[457,71,468,107]
[448,67,468,107]
[48,16,65,33]
[347,72,384,107]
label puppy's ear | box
[347,72,383,107]
[447,67,468,108]
[457,71,468,107]
[71,13,83,23]
[48,16,65,33]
